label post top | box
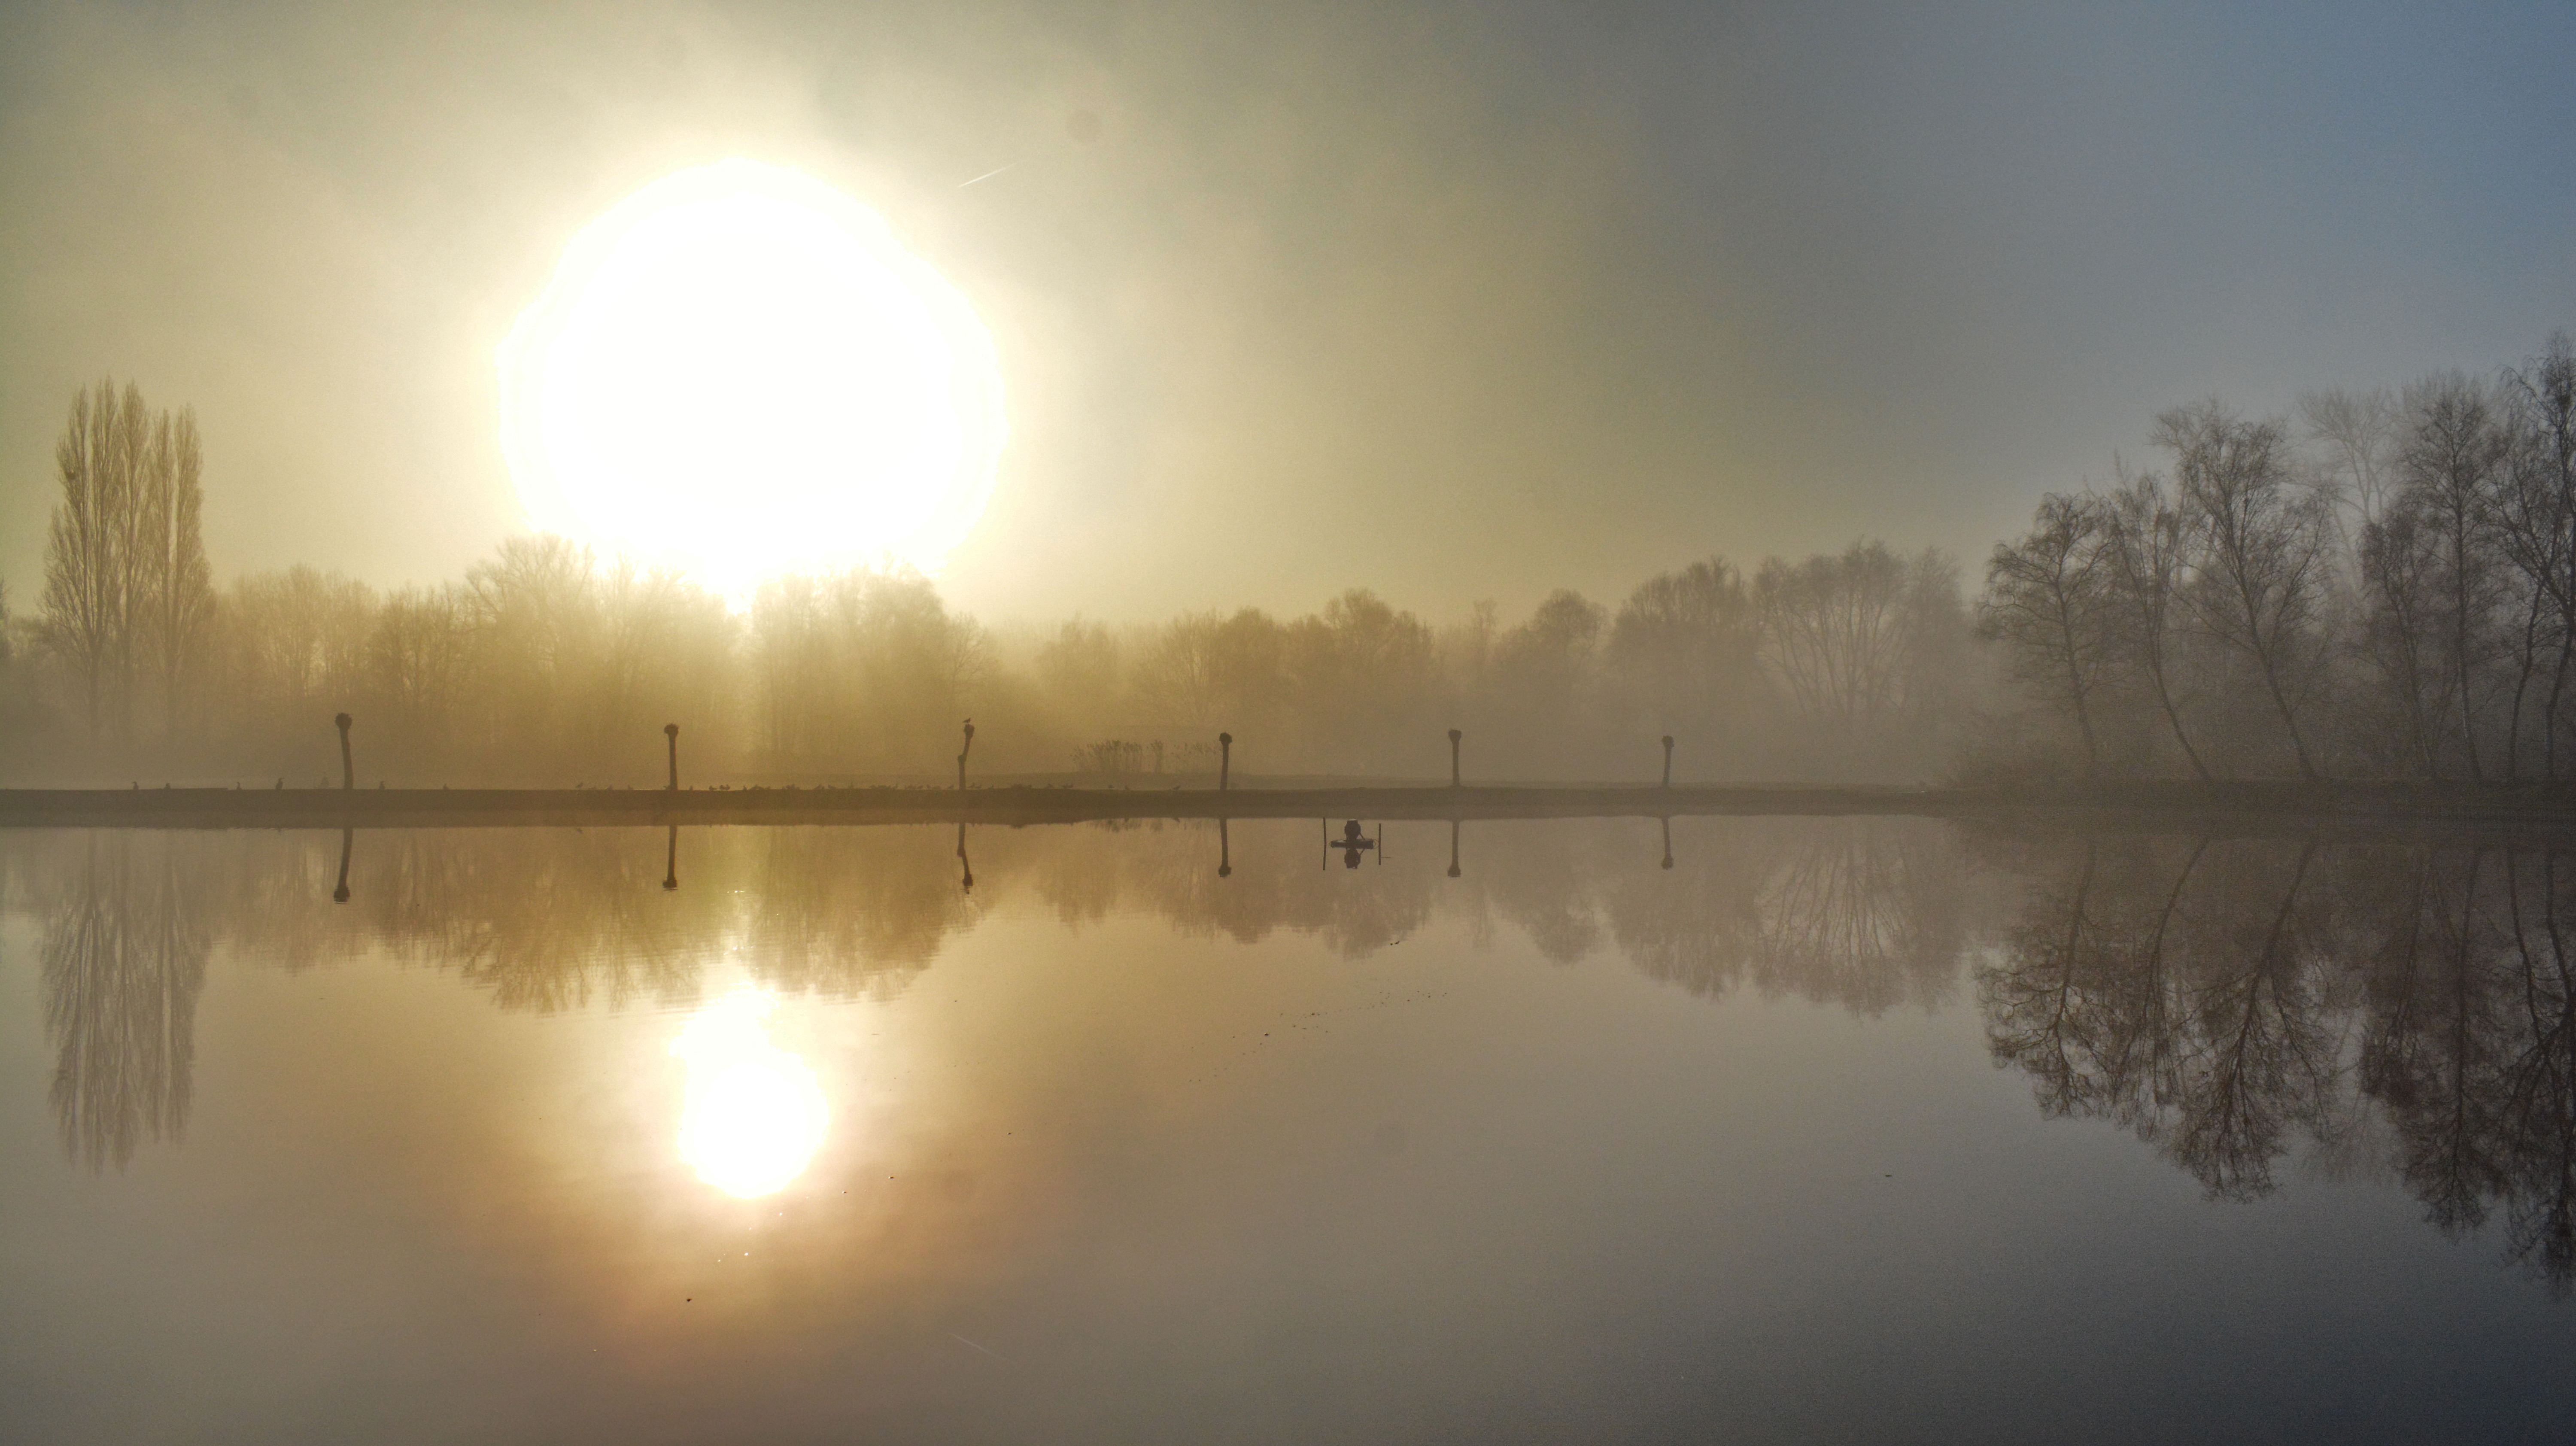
[665,723,680,737]
[334,712,352,729]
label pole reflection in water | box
[333,828,353,903]
[668,987,829,1198]
[956,822,973,893]
[21,817,2576,1445]
[662,825,678,891]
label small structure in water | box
[1331,819,1377,869]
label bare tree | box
[2358,508,2451,776]
[2100,465,2213,778]
[1133,611,1230,730]
[2500,334,2576,776]
[748,563,987,773]
[1285,589,1436,766]
[1757,543,1940,734]
[1980,493,2118,775]
[2299,386,2400,550]
[1607,558,1763,751]
[368,584,472,718]
[139,407,213,741]
[2157,402,2333,778]
[36,382,215,750]
[2394,374,2512,781]
[1034,617,1124,734]
[222,566,379,746]
[1492,589,1606,767]
[39,382,147,739]
[2488,443,2570,780]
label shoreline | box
[6,780,2575,832]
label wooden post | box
[1448,728,1463,788]
[1219,732,1233,790]
[665,723,681,790]
[1661,735,1674,788]
[958,719,975,790]
[335,713,354,790]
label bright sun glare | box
[670,987,829,1198]
[498,159,1006,598]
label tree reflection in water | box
[38,832,209,1171]
[1604,817,1964,1013]
[16,818,2576,1292]
[1980,831,2576,1294]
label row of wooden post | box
[937,721,1675,791]
[328,714,1683,791]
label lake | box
[6,816,2575,1443]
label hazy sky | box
[3,0,2570,625]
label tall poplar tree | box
[39,380,213,744]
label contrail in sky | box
[957,162,1019,189]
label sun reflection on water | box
[670,988,828,1197]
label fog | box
[4,0,2570,628]
[9,331,2573,788]
[21,818,2576,1288]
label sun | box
[498,159,1005,597]
[670,988,829,1198]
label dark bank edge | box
[6,781,2576,833]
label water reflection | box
[37,833,208,1170]
[670,988,828,1197]
[12,818,2576,1294]
[1978,832,2576,1294]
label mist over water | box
[5,5,2576,1440]
[7,817,2576,1441]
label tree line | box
[1979,331,2576,781]
[3,382,1973,785]
[9,331,2570,787]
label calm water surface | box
[5,817,2575,1443]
